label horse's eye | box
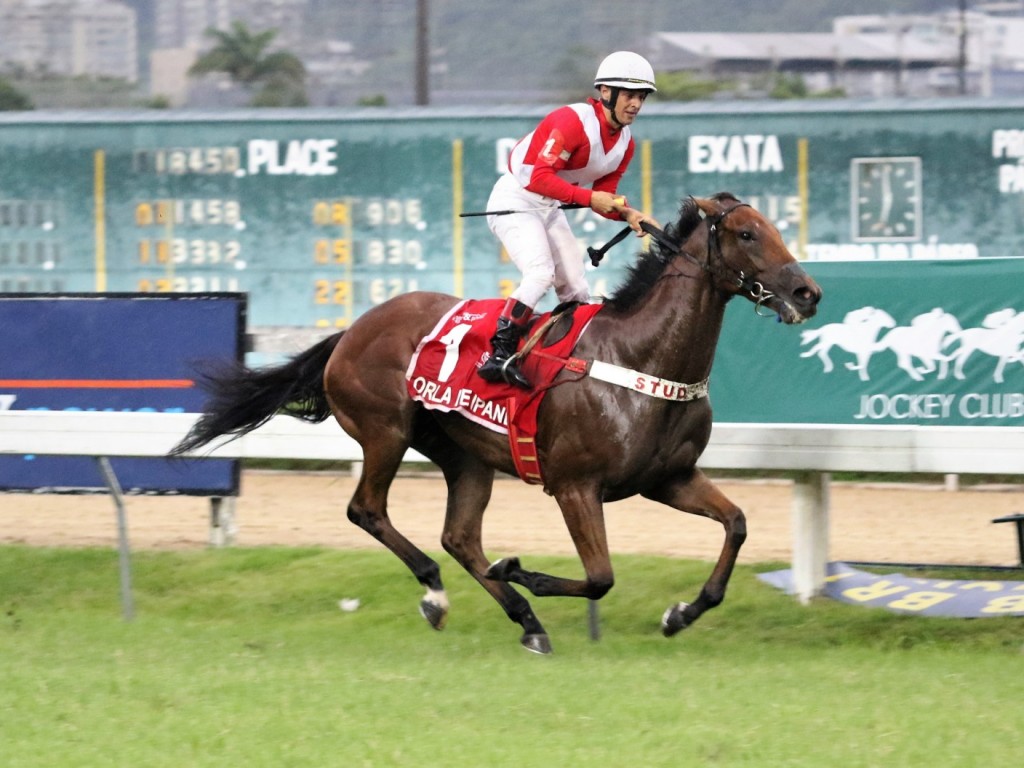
[738,230,754,241]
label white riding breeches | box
[486,176,590,309]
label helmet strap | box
[601,87,623,128]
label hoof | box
[521,633,553,655]
[419,598,447,630]
[661,602,692,637]
[485,556,520,581]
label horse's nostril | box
[796,285,822,307]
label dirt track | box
[3,470,1022,566]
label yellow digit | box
[333,280,350,304]
[330,201,350,225]
[138,240,151,264]
[498,279,516,298]
[312,201,330,225]
[314,279,329,304]
[135,203,154,226]
[314,239,329,264]
[333,239,351,263]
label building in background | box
[834,8,1024,97]
[650,6,1024,99]
[0,0,138,82]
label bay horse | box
[172,193,822,654]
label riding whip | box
[459,203,585,218]
[587,225,633,266]
[588,220,678,267]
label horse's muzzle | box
[775,263,822,324]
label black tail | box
[170,332,344,456]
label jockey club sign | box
[710,258,1024,426]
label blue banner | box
[0,293,245,494]
[759,562,1024,617]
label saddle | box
[406,299,604,484]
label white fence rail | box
[2,410,1022,607]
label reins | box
[640,204,778,317]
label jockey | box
[478,50,661,389]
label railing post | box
[791,471,830,604]
[96,457,135,621]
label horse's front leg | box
[643,468,746,637]
[486,483,614,601]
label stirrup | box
[499,355,531,389]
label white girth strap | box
[588,360,709,402]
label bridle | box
[641,202,778,317]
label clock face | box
[851,157,922,242]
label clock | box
[851,157,922,242]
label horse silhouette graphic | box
[800,305,1023,382]
[941,308,1024,383]
[876,308,962,381]
[799,306,895,381]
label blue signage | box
[0,293,246,494]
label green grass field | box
[1,545,1021,767]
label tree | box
[188,21,307,107]
[0,77,33,110]
[653,71,728,102]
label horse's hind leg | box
[345,440,449,630]
[435,453,552,654]
[643,469,746,636]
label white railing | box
[2,410,1022,606]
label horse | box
[172,192,822,654]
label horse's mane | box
[604,192,741,312]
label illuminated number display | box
[0,198,63,291]
[133,147,242,175]
[2,123,471,325]
[135,199,242,227]
[137,239,241,265]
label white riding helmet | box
[594,51,657,92]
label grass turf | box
[1,546,1021,767]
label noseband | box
[642,203,778,316]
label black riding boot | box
[478,301,532,389]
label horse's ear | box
[692,196,714,220]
